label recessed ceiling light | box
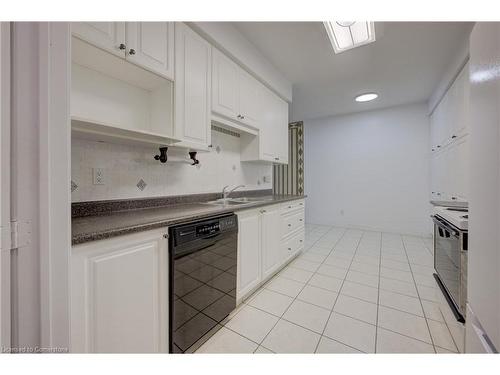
[323,21,376,54]
[355,93,378,102]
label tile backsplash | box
[71,129,273,202]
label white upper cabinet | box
[72,22,126,58]
[452,64,470,138]
[238,69,261,129]
[211,47,261,130]
[72,22,174,80]
[125,22,175,80]
[241,84,289,164]
[212,49,240,120]
[174,23,212,150]
[430,62,470,152]
[429,62,470,202]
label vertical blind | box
[273,121,304,196]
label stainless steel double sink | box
[204,196,274,206]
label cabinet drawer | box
[283,230,305,259]
[281,199,305,214]
[282,209,305,237]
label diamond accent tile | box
[136,178,147,191]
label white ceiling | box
[232,22,474,121]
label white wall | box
[71,128,273,202]
[304,103,431,236]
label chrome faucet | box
[222,184,245,199]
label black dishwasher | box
[169,214,238,353]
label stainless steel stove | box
[432,206,469,323]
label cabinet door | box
[276,96,289,164]
[236,210,261,301]
[174,23,212,149]
[71,229,168,353]
[125,22,174,80]
[238,69,261,129]
[260,87,278,162]
[261,205,283,280]
[453,64,470,138]
[212,48,240,121]
[448,136,470,200]
[72,22,126,58]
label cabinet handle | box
[299,240,303,243]
[452,135,457,139]
[163,233,169,239]
[260,209,266,214]
[288,206,292,209]
[437,145,441,148]
[241,115,245,119]
[129,48,136,55]
[431,148,435,152]
[452,196,457,200]
[288,247,292,251]
[299,219,303,222]
[275,157,280,161]
[288,224,292,227]
[119,43,126,50]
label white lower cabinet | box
[71,228,169,353]
[236,199,305,302]
[261,205,284,280]
[236,209,262,300]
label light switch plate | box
[93,168,105,185]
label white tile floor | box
[196,224,459,354]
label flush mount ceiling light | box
[323,21,376,54]
[355,93,378,102]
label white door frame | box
[38,22,72,352]
[0,22,12,352]
[9,22,71,352]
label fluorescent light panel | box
[324,21,376,54]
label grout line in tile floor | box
[401,236,459,353]
[399,236,437,353]
[197,226,447,353]
[219,226,342,352]
[374,232,383,353]
[257,226,348,353]
[313,229,364,353]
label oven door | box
[433,215,462,314]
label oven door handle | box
[432,215,460,237]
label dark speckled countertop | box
[72,193,306,245]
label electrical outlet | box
[263,175,271,183]
[93,168,105,185]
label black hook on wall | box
[189,152,199,166]
[154,147,168,163]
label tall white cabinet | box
[466,22,500,353]
[429,62,470,202]
[71,229,169,353]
